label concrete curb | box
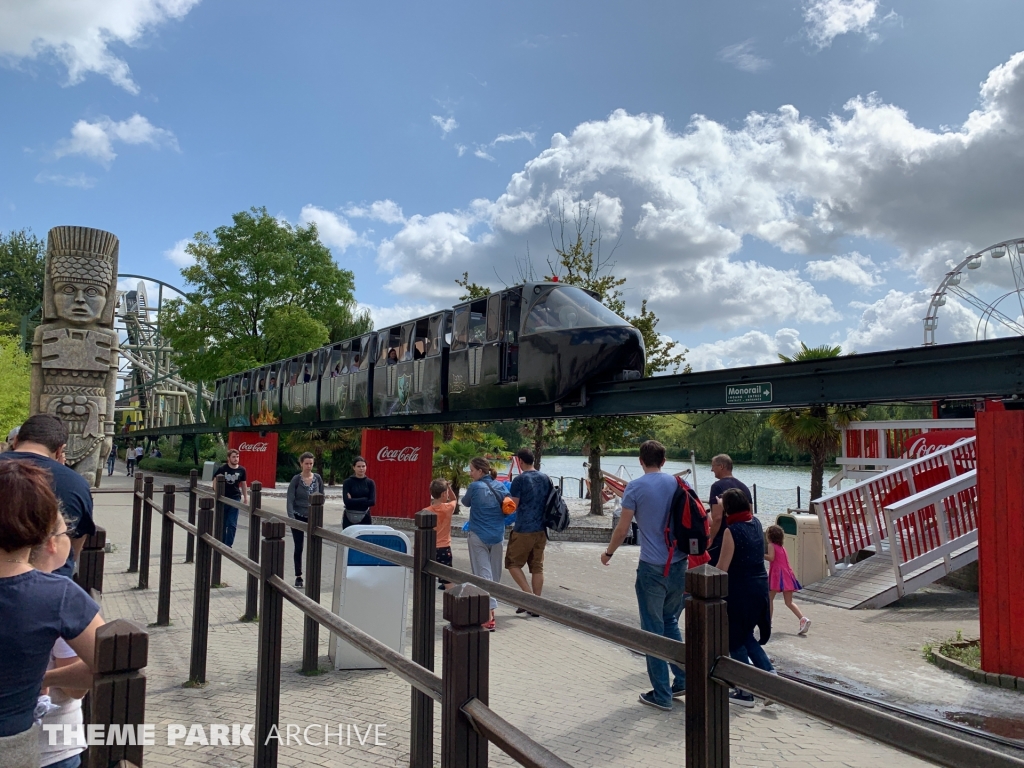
[932,639,1022,691]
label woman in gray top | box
[286,452,323,588]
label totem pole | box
[30,227,120,487]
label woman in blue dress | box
[715,488,773,707]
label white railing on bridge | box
[835,419,975,486]
[813,437,976,575]
[882,470,979,598]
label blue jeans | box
[46,755,82,768]
[730,633,773,672]
[635,559,687,706]
[222,504,240,548]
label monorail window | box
[428,313,444,356]
[400,322,415,361]
[302,352,317,382]
[268,364,279,390]
[327,345,344,377]
[378,328,400,365]
[240,373,250,395]
[255,369,266,392]
[523,286,626,334]
[451,307,469,351]
[486,295,500,341]
[412,318,429,359]
[357,335,371,371]
[468,299,486,346]
[288,359,301,386]
[230,376,240,398]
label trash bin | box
[201,461,216,482]
[775,511,828,587]
[329,525,411,670]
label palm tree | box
[769,343,863,503]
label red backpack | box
[663,477,711,575]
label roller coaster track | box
[127,335,1024,438]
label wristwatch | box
[604,551,614,558]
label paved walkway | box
[89,467,1000,767]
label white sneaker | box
[798,617,811,635]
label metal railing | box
[111,470,1023,768]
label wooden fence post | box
[255,520,285,768]
[685,564,729,768]
[137,475,154,590]
[243,481,262,622]
[411,509,438,768]
[155,484,176,626]
[301,492,325,674]
[74,526,106,595]
[212,475,226,587]
[185,469,198,563]
[128,474,143,573]
[442,583,490,768]
[189,498,214,685]
[86,619,148,768]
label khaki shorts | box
[505,530,547,573]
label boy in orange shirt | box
[428,478,457,590]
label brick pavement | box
[91,477,937,768]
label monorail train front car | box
[209,280,645,426]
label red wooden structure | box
[361,429,434,518]
[228,431,279,489]
[976,409,1024,678]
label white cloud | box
[53,114,178,166]
[717,40,771,73]
[163,238,192,267]
[805,251,883,288]
[345,199,405,225]
[473,148,496,162]
[455,144,467,157]
[358,302,438,331]
[34,171,96,189]
[298,205,363,251]
[0,0,201,93]
[492,131,536,146]
[365,50,1024,342]
[844,290,981,351]
[686,328,804,371]
[431,115,458,136]
[803,0,893,49]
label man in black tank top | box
[706,454,751,567]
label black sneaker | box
[671,683,686,698]
[638,691,672,711]
[729,690,755,708]
[295,576,304,588]
[438,583,446,591]
[516,607,526,614]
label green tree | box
[0,333,31,439]
[284,428,361,485]
[549,200,685,514]
[769,343,864,502]
[0,229,46,345]
[162,207,372,383]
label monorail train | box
[208,281,645,428]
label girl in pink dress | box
[764,525,811,635]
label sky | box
[3,0,1024,371]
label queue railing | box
[115,470,1024,768]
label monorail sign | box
[726,382,773,405]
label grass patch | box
[926,629,982,670]
[238,613,259,623]
[182,679,207,689]
[299,665,330,677]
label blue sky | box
[3,0,1024,370]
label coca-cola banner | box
[899,430,975,459]
[228,431,279,490]
[361,429,434,518]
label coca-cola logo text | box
[902,432,973,459]
[377,446,421,462]
[237,441,269,453]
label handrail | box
[884,470,977,520]
[164,511,198,536]
[267,574,443,701]
[813,436,976,505]
[424,560,687,667]
[461,698,575,768]
[711,658,1024,768]
[203,534,261,577]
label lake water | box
[526,455,834,520]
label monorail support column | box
[976,408,1024,678]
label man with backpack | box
[506,448,549,613]
[601,440,689,711]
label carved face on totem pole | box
[31,227,120,487]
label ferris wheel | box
[923,237,1024,346]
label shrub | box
[137,457,202,477]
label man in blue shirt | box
[506,448,550,612]
[601,440,686,711]
[0,414,96,579]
